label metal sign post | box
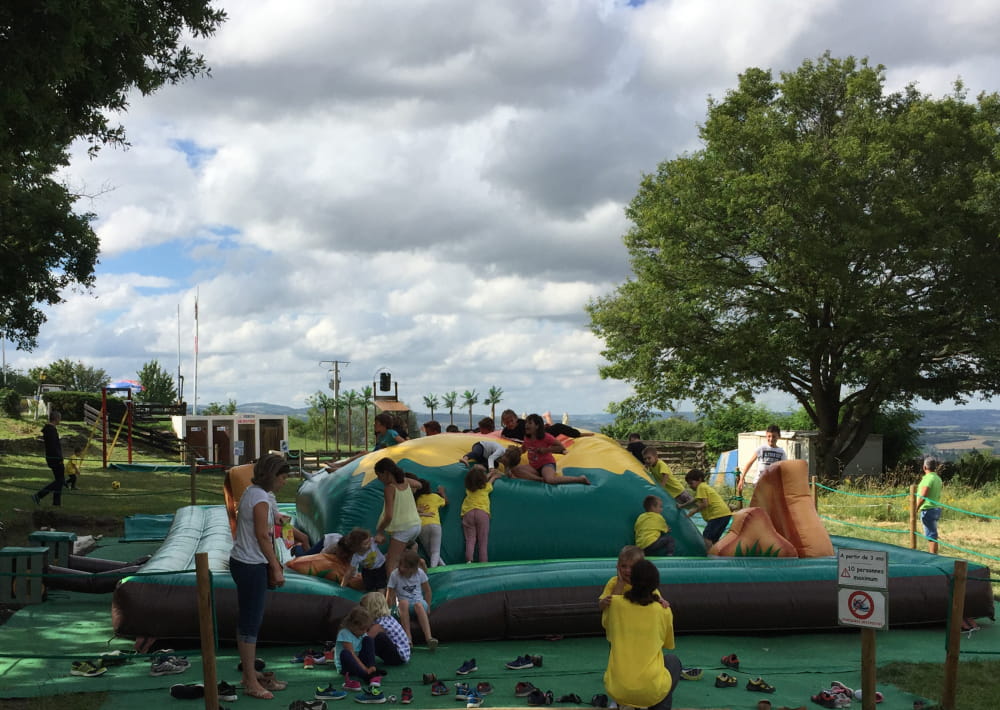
[838,548,888,710]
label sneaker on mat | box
[455,683,471,700]
[476,682,494,695]
[431,681,449,696]
[317,684,349,701]
[528,654,543,668]
[354,687,387,704]
[218,681,238,702]
[505,655,534,671]
[169,683,205,699]
[456,658,478,675]
[680,667,703,681]
[515,682,538,698]
[150,658,187,676]
[369,676,383,688]
[401,687,413,704]
[97,650,131,667]
[465,689,483,708]
[70,660,107,678]
[343,677,362,691]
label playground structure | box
[111,433,993,645]
[81,391,185,467]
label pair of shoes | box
[465,690,484,708]
[747,677,776,693]
[170,683,205,699]
[153,652,190,669]
[829,681,853,696]
[456,658,478,675]
[354,687,386,704]
[810,691,850,709]
[505,655,534,670]
[556,694,582,704]
[291,701,330,710]
[368,676,383,688]
[428,637,439,652]
[237,657,267,672]
[527,689,554,706]
[97,650,132,667]
[455,683,472,700]
[476,682,493,695]
[343,677,362,691]
[218,681,239,702]
[721,653,739,670]
[431,681,449,696]
[150,658,188,676]
[401,687,413,704]
[590,694,608,708]
[515,682,538,697]
[70,660,108,677]
[680,667,703,681]
[316,684,349,701]
[714,673,737,688]
[294,649,326,664]
[423,673,438,685]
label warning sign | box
[838,587,887,629]
[837,548,887,590]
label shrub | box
[0,388,21,418]
[950,450,1000,488]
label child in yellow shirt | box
[634,495,675,556]
[65,446,83,490]
[642,447,692,506]
[683,468,732,549]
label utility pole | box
[320,360,350,451]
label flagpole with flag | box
[193,290,199,416]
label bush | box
[949,450,1000,488]
[0,388,21,418]
[41,391,127,421]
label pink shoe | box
[369,676,383,687]
[343,677,362,691]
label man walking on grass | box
[917,456,944,554]
[32,410,65,506]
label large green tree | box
[0,0,226,350]
[589,53,1000,479]
[30,358,108,391]
[136,360,177,403]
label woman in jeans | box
[230,454,290,699]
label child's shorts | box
[361,565,388,591]
[390,523,421,544]
[397,599,429,617]
[702,515,732,544]
[920,507,942,540]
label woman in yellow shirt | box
[602,559,682,710]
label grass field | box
[2,416,1000,708]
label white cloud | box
[14,0,1000,417]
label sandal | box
[714,673,737,688]
[721,653,739,670]
[259,673,287,691]
[244,686,274,700]
[747,677,776,693]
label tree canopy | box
[0,0,226,349]
[588,53,1000,478]
[29,359,108,392]
[136,360,177,404]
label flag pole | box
[193,289,199,416]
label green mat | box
[0,538,996,709]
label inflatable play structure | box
[112,433,993,644]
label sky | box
[10,0,1000,415]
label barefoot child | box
[387,549,438,651]
[415,478,448,567]
[461,464,503,563]
[508,413,589,485]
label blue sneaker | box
[317,684,349,701]
[355,687,387,704]
[466,689,483,708]
[455,683,471,700]
[505,655,534,671]
[456,658,478,675]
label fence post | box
[195,552,219,710]
[941,560,967,710]
[908,484,917,549]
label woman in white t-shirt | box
[230,454,290,700]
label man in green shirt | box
[917,457,944,554]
